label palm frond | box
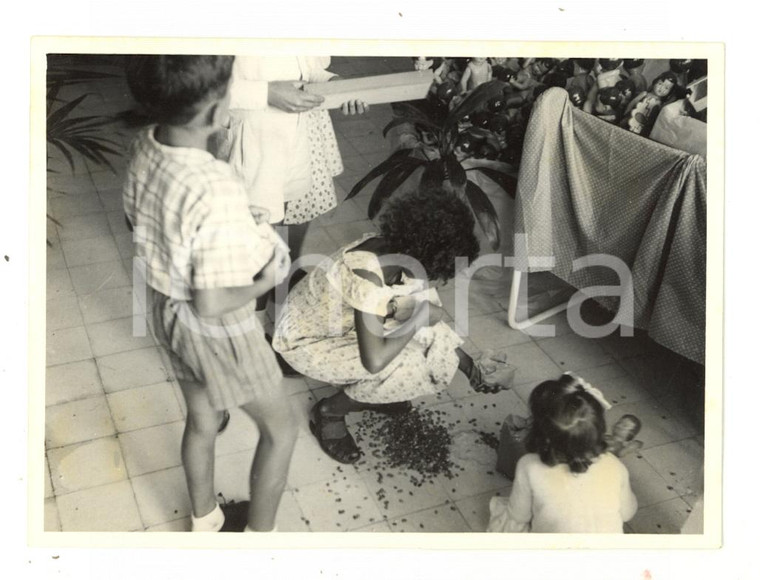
[346,149,419,199]
[465,180,501,250]
[466,166,518,199]
[368,163,423,219]
[418,159,446,192]
[443,154,467,194]
[442,81,507,153]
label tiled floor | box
[44,55,705,534]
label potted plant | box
[46,58,124,244]
[344,80,519,250]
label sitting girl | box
[272,187,502,464]
[488,374,638,533]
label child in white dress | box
[273,188,504,464]
[488,373,638,533]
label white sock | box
[244,524,278,533]
[190,503,225,532]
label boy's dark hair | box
[598,58,623,71]
[623,58,645,70]
[125,55,234,125]
[524,375,607,473]
[379,187,479,282]
[573,58,596,73]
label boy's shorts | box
[149,287,283,410]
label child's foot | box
[191,503,225,532]
[309,400,361,464]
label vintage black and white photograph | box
[34,39,720,545]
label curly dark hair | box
[524,374,608,474]
[378,187,480,282]
[125,55,234,126]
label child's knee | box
[186,409,225,437]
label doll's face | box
[653,78,675,98]
[471,57,487,65]
[613,417,639,441]
[531,60,550,77]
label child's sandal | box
[308,400,361,464]
[468,363,499,394]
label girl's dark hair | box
[649,71,679,92]
[125,55,234,125]
[524,374,607,473]
[378,187,480,282]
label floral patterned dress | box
[272,234,464,403]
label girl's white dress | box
[487,452,638,533]
[215,56,343,225]
[272,235,463,403]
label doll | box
[621,71,679,136]
[590,86,624,124]
[413,57,434,71]
[615,78,637,111]
[604,414,643,457]
[459,57,493,92]
[583,58,623,114]
[622,58,648,95]
[567,85,587,108]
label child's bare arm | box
[351,269,443,374]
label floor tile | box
[535,333,614,372]
[640,439,704,497]
[354,520,392,532]
[592,374,653,407]
[114,232,136,260]
[47,267,75,300]
[47,171,97,195]
[619,453,681,508]
[55,480,143,531]
[46,293,84,331]
[46,242,67,271]
[86,315,155,357]
[78,285,137,324]
[56,211,112,241]
[107,381,183,433]
[96,346,169,392]
[46,326,93,367]
[146,516,190,532]
[276,490,311,532]
[68,260,130,295]
[286,431,354,488]
[455,487,512,532]
[118,421,184,477]
[61,235,121,268]
[45,395,116,448]
[569,361,629,386]
[358,466,451,520]
[293,474,383,532]
[45,498,61,531]
[386,503,472,532]
[46,359,104,406]
[131,466,191,528]
[314,198,367,226]
[98,187,126,212]
[107,209,132,236]
[215,409,261,457]
[627,497,692,534]
[49,192,105,219]
[497,341,562,386]
[458,312,533,350]
[47,436,127,495]
[44,456,54,498]
[214,449,255,502]
[299,226,338,266]
[324,220,378,248]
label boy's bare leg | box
[178,378,225,520]
[239,395,298,531]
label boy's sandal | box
[217,410,231,434]
[308,400,361,464]
[219,499,249,532]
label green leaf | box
[443,154,466,194]
[466,166,517,199]
[346,148,418,199]
[465,180,501,250]
[368,163,423,219]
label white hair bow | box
[563,372,613,410]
